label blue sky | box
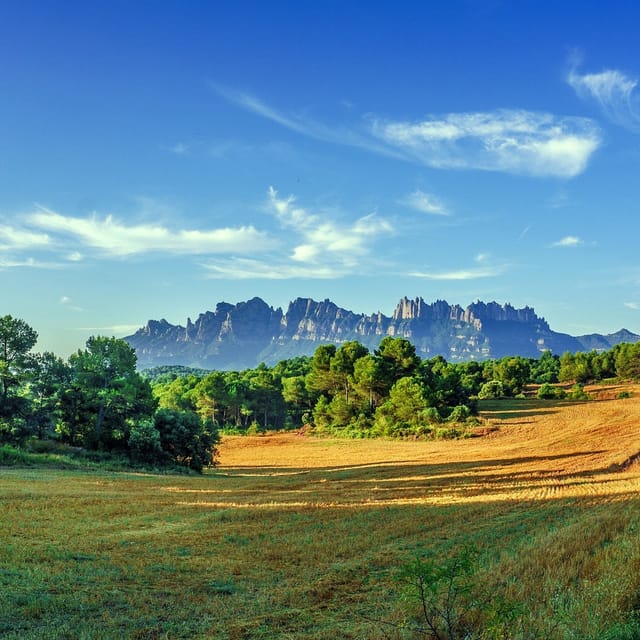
[2,0,640,356]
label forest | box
[3,313,640,472]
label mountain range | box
[124,296,640,370]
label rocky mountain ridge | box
[124,296,639,370]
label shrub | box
[568,383,590,401]
[128,419,164,464]
[537,383,566,400]
[447,405,471,423]
[477,380,505,399]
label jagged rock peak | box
[125,295,638,370]
[393,296,425,320]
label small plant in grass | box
[397,546,557,640]
[399,545,482,639]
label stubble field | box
[2,384,640,638]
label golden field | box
[2,384,640,638]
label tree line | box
[150,335,640,438]
[3,313,640,458]
[0,315,217,471]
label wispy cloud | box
[372,110,601,178]
[408,253,505,281]
[169,142,189,155]
[202,187,393,280]
[624,302,639,310]
[268,187,392,266]
[28,207,275,257]
[408,265,505,281]
[0,224,50,250]
[215,86,598,177]
[0,256,60,270]
[77,324,142,335]
[60,296,84,312]
[201,257,345,280]
[518,225,532,240]
[551,235,583,248]
[400,189,450,215]
[211,84,396,157]
[568,61,640,132]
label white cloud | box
[0,256,60,269]
[215,84,602,178]
[0,224,50,250]
[624,302,639,310]
[77,324,142,335]
[551,235,583,248]
[201,257,344,280]
[28,207,275,257]
[408,264,505,280]
[267,187,393,265]
[216,86,600,178]
[372,110,601,178]
[401,190,449,215]
[202,188,393,280]
[568,64,640,132]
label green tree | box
[375,337,420,392]
[491,356,531,396]
[192,371,229,424]
[153,374,200,412]
[245,364,286,429]
[615,342,640,380]
[352,354,386,411]
[530,350,560,384]
[63,337,156,449]
[374,376,430,436]
[559,351,592,384]
[28,352,71,439]
[128,419,163,464]
[330,341,369,404]
[154,408,219,471]
[0,315,38,408]
[306,344,338,396]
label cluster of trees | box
[151,337,640,438]
[4,312,640,454]
[152,337,477,438]
[0,316,217,471]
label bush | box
[128,419,164,464]
[568,383,590,401]
[154,409,219,472]
[0,444,32,466]
[537,383,567,400]
[477,380,505,399]
[447,405,471,423]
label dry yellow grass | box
[2,384,640,639]
[217,383,640,507]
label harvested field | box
[2,384,640,638]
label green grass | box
[1,465,639,639]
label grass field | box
[2,384,640,638]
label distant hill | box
[124,296,640,370]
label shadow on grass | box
[478,397,589,420]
